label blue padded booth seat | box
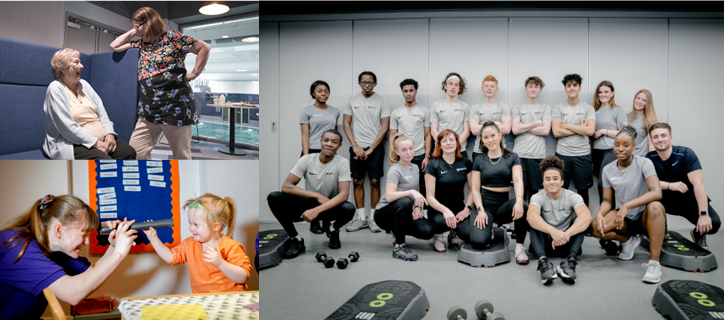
[0,36,139,159]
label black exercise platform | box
[458,228,511,267]
[652,280,724,320]
[326,280,430,320]
[641,231,718,272]
[258,229,290,270]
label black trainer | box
[691,229,709,249]
[537,258,558,285]
[283,237,305,259]
[557,258,578,283]
[328,229,341,249]
[310,219,324,234]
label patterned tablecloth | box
[119,292,259,320]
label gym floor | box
[259,221,723,320]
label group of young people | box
[267,71,720,285]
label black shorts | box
[349,146,385,180]
[556,153,593,190]
[520,158,543,191]
[623,216,647,236]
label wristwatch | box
[477,206,483,212]
[700,211,709,216]
[466,204,472,211]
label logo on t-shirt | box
[563,113,570,117]
[325,172,336,176]
[672,161,679,167]
[610,176,621,181]
[440,170,448,174]
[454,109,464,112]
[575,112,584,116]
[456,167,466,172]
[311,113,322,117]
[368,106,377,110]
[309,172,318,175]
[439,110,446,113]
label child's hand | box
[203,246,223,267]
[141,220,158,239]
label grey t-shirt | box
[431,99,471,152]
[628,114,650,158]
[376,162,419,209]
[343,92,391,148]
[468,101,511,153]
[290,154,352,199]
[593,105,628,150]
[390,105,430,156]
[511,103,551,159]
[299,105,340,150]
[552,101,596,156]
[530,189,586,232]
[602,155,657,220]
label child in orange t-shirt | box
[143,193,252,293]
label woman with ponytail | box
[0,195,137,318]
[591,126,665,284]
[143,193,252,292]
[470,122,530,264]
[374,133,434,261]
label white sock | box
[369,209,376,220]
[357,208,366,220]
[329,224,336,232]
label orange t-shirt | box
[170,235,252,293]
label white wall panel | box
[430,18,508,153]
[259,22,280,222]
[589,18,668,120]
[669,19,724,228]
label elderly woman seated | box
[43,48,136,159]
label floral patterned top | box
[129,30,199,81]
[130,30,199,126]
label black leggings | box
[529,216,584,260]
[427,203,474,243]
[267,191,355,238]
[662,198,721,235]
[592,148,617,205]
[374,197,434,245]
[467,189,529,249]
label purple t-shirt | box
[0,230,90,319]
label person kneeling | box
[527,156,591,284]
[591,127,665,284]
[374,134,433,261]
[267,130,355,258]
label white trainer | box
[618,235,641,261]
[642,261,662,284]
[433,234,446,252]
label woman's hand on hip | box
[184,72,198,81]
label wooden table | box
[206,104,258,156]
[119,290,259,320]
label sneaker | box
[346,219,368,232]
[310,219,324,234]
[618,235,642,261]
[433,234,446,252]
[537,258,558,285]
[642,261,662,284]
[691,229,709,249]
[448,230,461,246]
[368,218,382,233]
[393,243,418,261]
[328,229,341,249]
[515,244,529,265]
[283,237,305,259]
[557,258,578,283]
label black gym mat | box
[653,280,724,320]
[258,229,289,269]
[661,232,710,257]
[326,280,427,320]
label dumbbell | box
[336,252,360,269]
[474,300,505,320]
[446,306,468,320]
[602,240,621,256]
[315,252,335,268]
